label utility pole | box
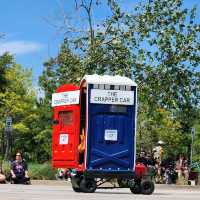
[5,116,13,160]
[190,127,196,166]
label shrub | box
[28,162,57,180]
[1,160,11,177]
[1,160,56,180]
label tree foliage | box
[0,55,51,162]
[39,41,82,99]
[0,53,13,93]
[132,0,200,134]
[39,0,200,159]
[1,0,199,163]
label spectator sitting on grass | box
[10,152,30,184]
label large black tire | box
[79,178,97,193]
[130,184,141,194]
[117,178,128,187]
[71,176,82,192]
[140,180,155,195]
[72,186,82,192]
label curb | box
[30,180,71,185]
[30,180,200,188]
[155,184,200,189]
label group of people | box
[0,150,190,185]
[0,152,30,184]
[136,150,189,184]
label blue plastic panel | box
[86,84,136,173]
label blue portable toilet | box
[80,75,137,178]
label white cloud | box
[0,40,43,55]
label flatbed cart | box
[69,162,154,194]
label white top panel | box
[90,89,134,105]
[81,74,137,86]
[52,90,80,107]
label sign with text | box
[90,89,134,105]
[59,134,69,145]
[52,90,80,107]
[105,129,118,141]
[5,116,12,132]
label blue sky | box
[0,0,199,85]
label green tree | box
[29,99,52,162]
[0,53,13,159]
[192,110,200,163]
[40,0,136,94]
[137,104,185,156]
[131,0,200,159]
[0,53,13,93]
[0,58,42,161]
[39,40,82,99]
[40,0,200,158]
[132,0,200,132]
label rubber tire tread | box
[79,179,97,193]
[140,180,155,195]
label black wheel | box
[117,178,128,187]
[24,180,31,185]
[130,184,141,194]
[72,186,82,192]
[71,176,82,192]
[140,180,155,195]
[80,178,97,193]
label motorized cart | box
[52,75,154,194]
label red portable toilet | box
[52,84,81,169]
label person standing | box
[153,141,164,183]
[175,153,189,184]
[10,152,30,184]
[136,151,148,166]
[153,141,164,164]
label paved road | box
[0,182,200,200]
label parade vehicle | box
[52,75,155,194]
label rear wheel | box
[79,178,97,193]
[72,186,82,192]
[140,180,155,195]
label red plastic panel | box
[52,84,80,169]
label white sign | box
[5,116,12,132]
[52,90,80,107]
[105,130,118,141]
[191,127,196,140]
[59,134,69,145]
[6,116,12,127]
[90,89,134,105]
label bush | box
[1,160,11,177]
[28,162,57,180]
[1,160,56,180]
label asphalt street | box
[0,182,200,200]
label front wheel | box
[117,178,128,187]
[79,178,97,193]
[130,183,141,194]
[71,176,82,192]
